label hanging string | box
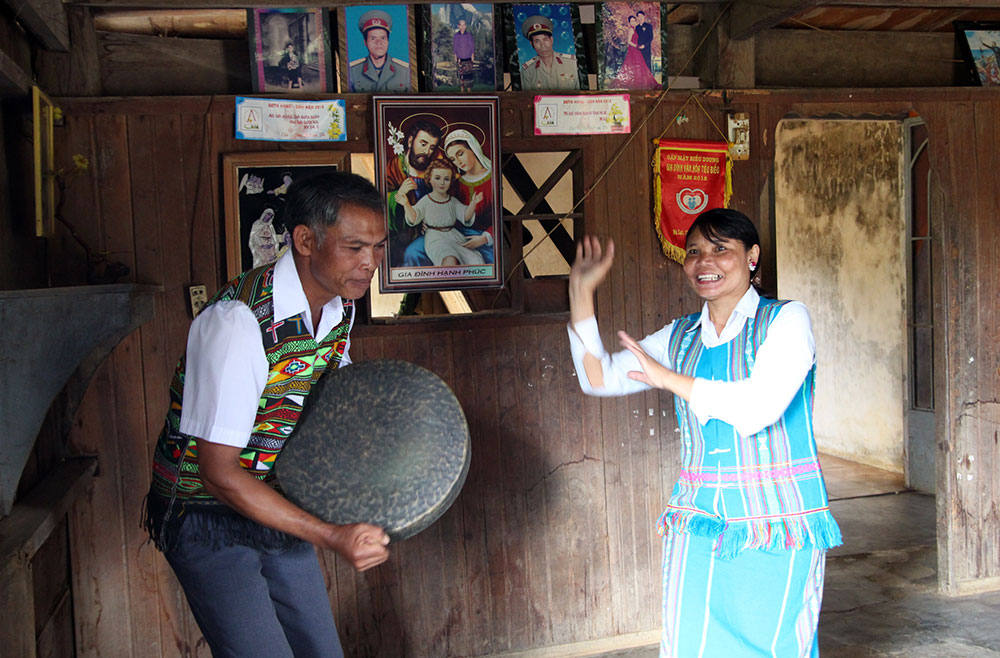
[492,0,738,303]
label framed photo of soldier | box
[222,151,350,279]
[373,95,503,293]
[247,8,334,93]
[340,5,417,93]
[420,3,499,92]
[505,4,589,91]
[596,2,667,90]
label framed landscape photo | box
[506,3,588,91]
[421,3,498,92]
[373,95,502,293]
[247,8,334,93]
[222,151,350,278]
[340,5,417,93]
[596,2,667,90]
[955,21,1000,86]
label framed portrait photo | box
[222,151,350,278]
[596,2,667,90]
[420,3,498,92]
[373,95,503,293]
[506,3,588,91]
[340,5,417,93]
[247,8,334,93]
[955,21,1000,86]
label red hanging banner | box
[652,138,732,263]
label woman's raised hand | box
[618,330,673,389]
[570,235,615,296]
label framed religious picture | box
[420,3,498,92]
[596,2,668,90]
[340,5,417,93]
[505,4,588,91]
[222,151,350,278]
[373,95,503,293]
[955,21,1000,86]
[247,8,335,93]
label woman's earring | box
[749,261,756,270]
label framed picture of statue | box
[373,95,503,293]
[247,8,334,93]
[420,3,498,92]
[504,4,589,91]
[339,5,417,93]
[596,2,668,90]
[222,151,350,279]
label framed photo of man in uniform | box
[340,5,417,93]
[421,3,498,92]
[596,2,668,90]
[247,8,334,93]
[505,4,588,91]
[373,96,503,293]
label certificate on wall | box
[533,94,631,135]
[235,97,347,141]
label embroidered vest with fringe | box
[144,263,353,550]
[657,297,842,559]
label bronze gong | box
[274,359,471,541]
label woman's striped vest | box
[658,297,842,559]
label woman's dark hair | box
[686,208,760,252]
[283,171,384,245]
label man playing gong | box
[144,171,390,658]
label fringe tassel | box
[658,508,843,560]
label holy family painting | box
[373,96,503,293]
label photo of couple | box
[374,97,503,293]
[598,2,665,91]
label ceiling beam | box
[729,0,825,41]
[5,0,70,51]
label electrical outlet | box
[727,112,750,161]
[188,285,208,318]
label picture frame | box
[420,3,498,92]
[373,95,503,293]
[505,4,589,91]
[955,21,1000,86]
[340,5,417,93]
[596,2,668,90]
[32,86,56,237]
[222,151,350,278]
[247,8,334,94]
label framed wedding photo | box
[596,2,668,90]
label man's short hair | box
[405,119,444,144]
[637,10,646,15]
[284,171,384,244]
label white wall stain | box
[775,119,906,473]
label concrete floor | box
[592,479,1000,657]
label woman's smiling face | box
[682,227,758,304]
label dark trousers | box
[165,521,344,658]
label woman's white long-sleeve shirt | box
[567,286,816,438]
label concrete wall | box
[774,119,907,472]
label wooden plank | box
[0,558,34,658]
[35,6,101,97]
[729,0,822,40]
[0,40,32,96]
[756,29,956,88]
[6,0,70,51]
[99,32,250,96]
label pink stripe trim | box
[679,462,821,484]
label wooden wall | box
[45,86,1000,656]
